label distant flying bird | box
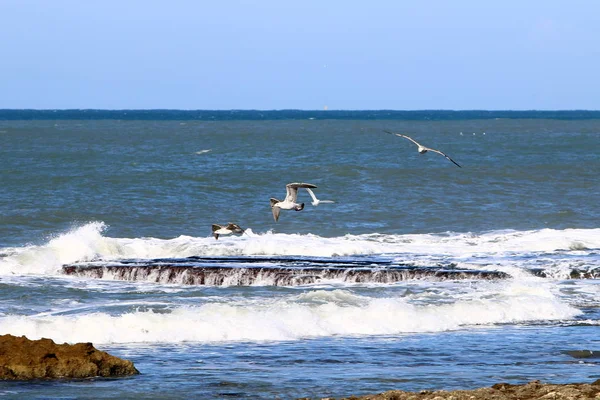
[305,188,335,206]
[384,131,462,168]
[211,223,244,240]
[270,183,317,222]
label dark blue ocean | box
[1,110,599,399]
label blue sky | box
[1,1,599,110]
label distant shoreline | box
[2,109,600,121]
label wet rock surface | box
[318,380,600,400]
[62,263,509,286]
[0,334,139,380]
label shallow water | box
[2,327,599,399]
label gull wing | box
[429,149,462,168]
[227,223,244,233]
[211,224,221,240]
[305,188,318,203]
[271,205,281,222]
[285,185,299,203]
[285,182,317,202]
[384,130,423,148]
[306,187,335,205]
[396,134,423,148]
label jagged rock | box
[0,334,139,380]
[328,379,600,400]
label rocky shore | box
[322,379,600,400]
[0,334,139,380]
[3,334,598,399]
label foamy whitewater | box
[1,114,599,399]
[0,222,595,346]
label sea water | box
[0,111,599,399]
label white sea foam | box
[1,222,599,277]
[0,222,110,275]
[0,280,580,344]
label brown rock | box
[329,379,600,400]
[0,334,139,380]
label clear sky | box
[1,1,599,110]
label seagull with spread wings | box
[211,223,244,240]
[384,130,462,168]
[270,182,317,222]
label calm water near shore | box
[1,111,599,399]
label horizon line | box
[1,108,600,113]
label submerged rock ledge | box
[317,380,600,400]
[0,334,139,380]
[61,264,509,286]
[61,255,600,287]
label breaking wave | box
[0,282,581,344]
[1,222,599,283]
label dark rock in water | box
[568,267,600,279]
[62,263,509,286]
[324,379,600,400]
[0,334,139,380]
[563,350,600,359]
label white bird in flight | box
[305,188,335,206]
[384,131,462,168]
[270,182,317,222]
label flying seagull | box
[270,182,317,222]
[211,223,244,240]
[305,187,335,206]
[384,130,462,168]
